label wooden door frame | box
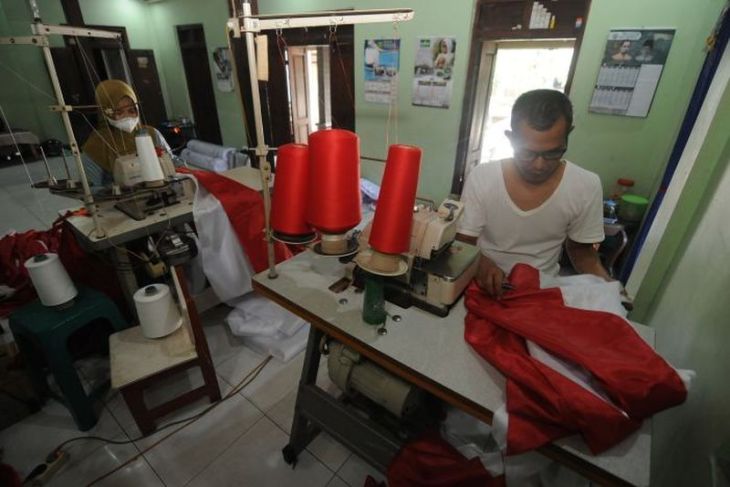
[451,0,591,196]
[177,23,223,144]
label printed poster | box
[412,37,457,109]
[364,39,400,104]
[213,47,234,93]
[589,29,675,117]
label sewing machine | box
[109,151,187,220]
[350,199,480,317]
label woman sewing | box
[82,79,171,186]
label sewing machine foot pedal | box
[282,445,298,468]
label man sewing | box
[457,89,610,297]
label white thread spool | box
[133,284,183,338]
[24,253,78,307]
[135,129,165,187]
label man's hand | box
[476,254,506,298]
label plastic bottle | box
[611,178,635,200]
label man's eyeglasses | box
[513,146,567,162]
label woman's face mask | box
[107,116,139,133]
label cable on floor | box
[24,355,272,486]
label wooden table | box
[252,250,652,486]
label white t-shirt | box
[458,160,605,276]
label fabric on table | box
[181,167,291,276]
[464,264,687,455]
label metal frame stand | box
[282,327,402,471]
[226,2,414,280]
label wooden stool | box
[109,267,220,435]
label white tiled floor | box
[0,307,386,487]
[0,158,83,235]
[0,160,383,486]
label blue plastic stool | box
[9,287,128,431]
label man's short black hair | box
[511,89,573,132]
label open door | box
[287,46,310,144]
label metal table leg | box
[282,326,323,466]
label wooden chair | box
[109,267,220,435]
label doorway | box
[464,40,575,180]
[177,24,222,144]
[262,25,354,148]
[286,45,332,143]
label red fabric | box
[0,463,22,487]
[0,211,126,318]
[385,431,505,487]
[179,168,292,272]
[464,264,687,455]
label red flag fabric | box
[464,264,686,455]
[385,431,505,487]
[180,168,292,273]
[0,211,126,318]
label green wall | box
[145,0,246,148]
[2,0,723,201]
[79,0,247,148]
[0,0,247,149]
[641,80,730,485]
[567,0,725,199]
[0,1,67,142]
[260,0,725,204]
[260,0,476,202]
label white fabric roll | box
[187,139,235,162]
[24,253,77,307]
[135,131,164,183]
[133,284,183,338]
[180,149,230,172]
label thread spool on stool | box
[24,253,78,308]
[133,284,183,339]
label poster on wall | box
[212,47,234,93]
[364,39,400,104]
[411,37,457,109]
[589,29,675,117]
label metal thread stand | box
[226,2,414,280]
[0,22,126,239]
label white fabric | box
[225,293,306,337]
[225,293,309,362]
[187,139,235,161]
[441,408,504,476]
[244,324,309,362]
[181,148,230,172]
[189,174,255,303]
[459,160,605,276]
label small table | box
[252,250,652,486]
